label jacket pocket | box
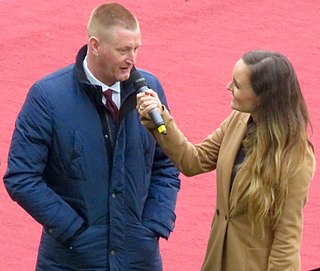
[246,247,270,270]
[38,225,108,270]
[125,222,159,251]
[125,222,161,270]
[68,129,86,180]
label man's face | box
[96,26,141,85]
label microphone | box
[131,70,167,135]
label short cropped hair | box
[87,2,139,39]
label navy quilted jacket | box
[4,45,180,271]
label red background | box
[0,1,319,270]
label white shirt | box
[83,56,121,108]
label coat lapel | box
[227,116,250,212]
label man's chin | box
[118,72,131,82]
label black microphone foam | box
[131,70,167,135]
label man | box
[3,3,180,270]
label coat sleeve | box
[142,144,181,239]
[268,147,315,270]
[3,83,84,244]
[141,75,181,239]
[141,107,236,176]
[140,108,229,238]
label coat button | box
[111,193,116,198]
[111,250,115,256]
[216,209,220,216]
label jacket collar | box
[73,45,138,117]
[74,45,103,107]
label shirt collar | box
[83,56,120,93]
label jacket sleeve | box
[141,74,181,239]
[142,144,181,239]
[3,83,84,243]
[268,147,315,270]
[141,107,238,176]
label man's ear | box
[88,36,100,56]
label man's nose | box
[126,51,136,65]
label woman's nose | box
[226,81,233,91]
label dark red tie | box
[103,89,119,122]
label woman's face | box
[226,59,260,118]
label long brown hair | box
[238,50,312,236]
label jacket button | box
[104,134,108,139]
[110,250,115,256]
[216,209,220,216]
[111,193,116,198]
[225,215,228,221]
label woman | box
[136,50,315,271]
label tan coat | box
[146,109,315,271]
